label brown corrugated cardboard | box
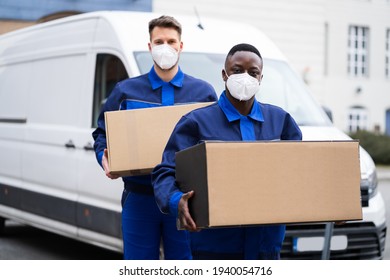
[176,141,362,229]
[105,102,214,176]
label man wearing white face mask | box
[152,43,302,260]
[92,15,217,260]
[151,43,179,70]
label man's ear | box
[222,69,228,82]
[148,42,152,52]
[179,41,183,52]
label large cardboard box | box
[105,102,214,176]
[176,141,362,229]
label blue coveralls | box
[92,67,217,260]
[152,91,302,260]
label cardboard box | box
[105,102,214,176]
[176,141,362,229]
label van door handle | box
[65,140,76,149]
[83,142,94,151]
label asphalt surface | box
[376,165,390,260]
[377,165,390,181]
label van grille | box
[281,222,386,260]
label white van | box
[0,11,386,259]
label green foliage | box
[349,130,390,165]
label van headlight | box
[357,146,378,206]
[367,170,378,198]
[360,169,378,206]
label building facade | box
[0,0,152,34]
[0,0,152,21]
[154,0,390,135]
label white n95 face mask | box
[226,72,260,101]
[151,44,179,70]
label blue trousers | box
[121,189,192,260]
[190,226,285,260]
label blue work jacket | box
[152,91,302,257]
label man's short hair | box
[148,15,182,39]
[225,43,263,62]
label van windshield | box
[134,52,331,126]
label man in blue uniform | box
[92,15,217,260]
[152,43,302,260]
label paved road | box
[0,220,122,260]
[377,166,390,260]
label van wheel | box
[0,217,5,235]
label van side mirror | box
[322,105,333,123]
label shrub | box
[349,130,390,165]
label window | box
[386,29,390,78]
[92,54,128,127]
[386,109,390,136]
[348,26,369,77]
[348,106,368,133]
